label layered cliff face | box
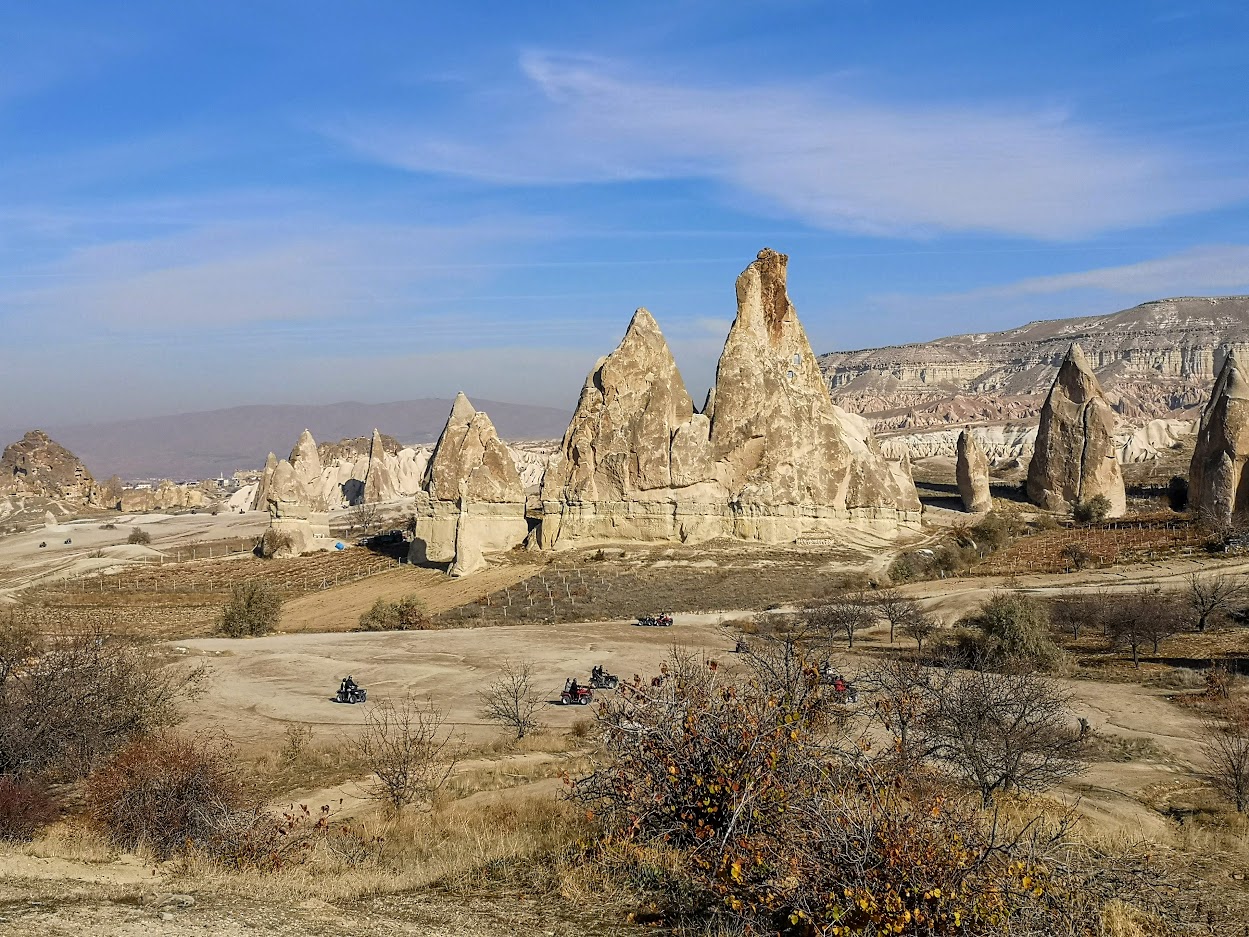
[539,249,920,549]
[1189,352,1249,524]
[821,296,1249,432]
[411,393,529,574]
[1026,344,1126,516]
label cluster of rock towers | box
[254,247,1249,571]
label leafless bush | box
[479,659,544,739]
[86,732,250,857]
[0,624,201,781]
[1203,703,1249,813]
[1048,592,1104,640]
[923,668,1088,805]
[354,694,458,812]
[346,502,381,537]
[258,528,293,558]
[871,588,925,644]
[0,775,59,841]
[860,658,940,770]
[218,581,282,637]
[573,647,1107,934]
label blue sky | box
[3,0,1249,427]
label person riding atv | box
[336,675,367,704]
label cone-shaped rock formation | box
[956,429,992,513]
[362,428,400,504]
[539,249,920,549]
[1189,351,1249,524]
[410,394,528,569]
[1026,343,1125,516]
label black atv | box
[589,665,619,689]
[335,678,367,704]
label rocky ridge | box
[820,296,1249,433]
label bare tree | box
[923,669,1088,806]
[872,588,925,644]
[900,610,937,651]
[1203,705,1249,813]
[861,658,940,768]
[807,596,874,649]
[1187,573,1245,632]
[354,694,458,812]
[1106,589,1184,667]
[1049,593,1103,641]
[347,502,381,538]
[479,659,545,739]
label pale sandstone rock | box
[251,453,278,511]
[538,250,918,549]
[289,430,325,509]
[263,460,332,557]
[709,249,919,539]
[1189,351,1249,524]
[1026,343,1126,516]
[362,429,400,504]
[539,308,725,548]
[1,430,99,506]
[411,395,529,570]
[956,429,992,513]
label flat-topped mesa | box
[1026,343,1126,516]
[956,429,992,513]
[539,308,722,548]
[410,393,528,571]
[1189,350,1249,524]
[708,248,920,539]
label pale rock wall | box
[1190,352,1249,523]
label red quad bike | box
[635,612,674,627]
[561,678,594,705]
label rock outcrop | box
[1,430,99,506]
[1189,351,1249,524]
[539,249,920,549]
[411,394,529,570]
[956,429,992,513]
[538,309,724,547]
[361,429,400,504]
[1026,344,1126,516]
[263,459,332,557]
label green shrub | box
[127,527,152,545]
[1072,494,1111,525]
[219,581,282,637]
[358,595,429,631]
[955,593,1062,671]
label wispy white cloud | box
[324,52,1245,240]
[932,244,1249,305]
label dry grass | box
[171,791,602,905]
